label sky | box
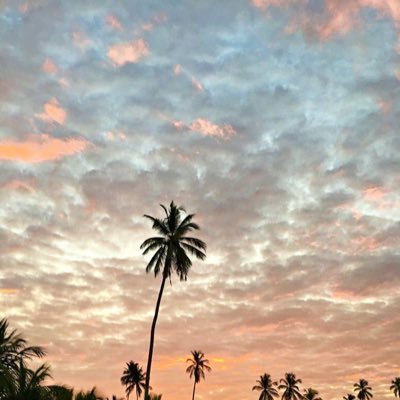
[0,0,399,399]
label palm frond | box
[180,242,206,260]
[143,215,169,235]
[180,236,207,251]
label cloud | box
[172,118,236,139]
[107,39,149,66]
[106,14,123,31]
[42,58,58,74]
[36,98,67,125]
[0,134,90,162]
[189,119,236,139]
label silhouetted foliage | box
[278,373,303,400]
[121,361,146,400]
[303,388,322,400]
[186,350,211,400]
[252,373,279,400]
[391,378,400,398]
[353,379,373,400]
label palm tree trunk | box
[191,380,197,400]
[144,275,167,400]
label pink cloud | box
[107,39,149,66]
[42,58,58,74]
[72,30,92,51]
[363,186,387,201]
[171,118,236,139]
[0,134,89,163]
[106,14,123,31]
[36,98,67,125]
[253,0,400,46]
[189,119,236,139]
[251,0,293,9]
[173,64,183,75]
[192,77,204,92]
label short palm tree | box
[0,360,52,400]
[74,387,103,400]
[252,373,279,400]
[186,350,211,400]
[391,378,400,398]
[278,372,303,400]
[121,361,146,400]
[0,318,46,373]
[141,201,206,399]
[343,395,356,400]
[303,388,322,400]
[353,379,373,400]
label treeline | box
[1,318,399,400]
[251,372,400,400]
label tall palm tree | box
[186,350,211,400]
[353,379,373,400]
[121,361,146,400]
[140,201,206,399]
[343,395,356,400]
[303,388,322,400]
[278,373,303,400]
[391,378,400,398]
[252,373,279,400]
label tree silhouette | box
[121,361,146,400]
[252,373,279,400]
[141,201,206,399]
[186,350,211,400]
[391,378,400,398]
[353,379,373,400]
[303,388,322,400]
[278,373,303,400]
[343,395,356,400]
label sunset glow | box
[0,1,399,400]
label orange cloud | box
[106,14,123,31]
[36,98,67,125]
[2,179,35,192]
[42,58,58,74]
[0,134,89,163]
[0,288,19,295]
[189,118,236,139]
[107,39,149,66]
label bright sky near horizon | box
[1,0,399,399]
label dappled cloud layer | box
[0,1,399,400]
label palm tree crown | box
[141,201,206,399]
[186,350,211,400]
[303,388,322,400]
[140,201,206,281]
[0,318,46,373]
[278,372,303,400]
[252,373,279,400]
[121,361,146,400]
[391,378,400,398]
[343,395,356,400]
[353,379,373,400]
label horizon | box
[1,0,399,399]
